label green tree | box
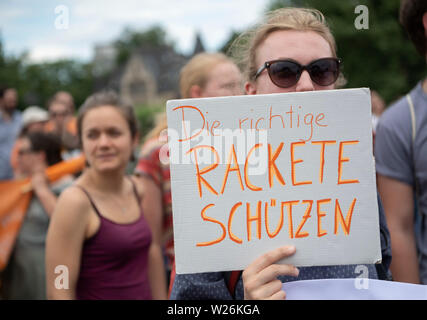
[134,102,165,141]
[220,30,242,56]
[0,39,94,111]
[20,60,94,109]
[0,35,26,108]
[114,25,174,65]
[264,0,426,104]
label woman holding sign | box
[45,91,167,299]
[170,7,392,300]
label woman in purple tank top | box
[45,91,167,299]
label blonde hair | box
[230,7,339,83]
[179,52,235,98]
[145,112,167,141]
[145,52,236,141]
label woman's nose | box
[98,133,111,146]
[295,70,315,92]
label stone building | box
[93,33,205,106]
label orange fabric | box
[0,155,85,271]
[44,116,77,136]
[67,117,77,135]
[0,180,32,271]
[44,120,54,132]
[9,139,21,174]
[43,154,85,185]
[168,261,176,299]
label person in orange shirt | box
[45,97,79,155]
[53,91,75,114]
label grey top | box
[374,81,427,284]
[1,178,72,299]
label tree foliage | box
[21,60,93,109]
[264,0,426,104]
[0,44,93,111]
[114,25,173,65]
[0,25,174,112]
[2,2,423,113]
[220,30,242,55]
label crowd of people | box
[0,0,426,300]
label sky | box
[0,0,272,63]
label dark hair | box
[26,131,63,166]
[400,0,427,56]
[77,91,139,161]
[0,85,6,99]
[0,86,12,99]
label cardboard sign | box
[166,88,381,274]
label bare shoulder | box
[57,184,91,208]
[129,174,145,199]
[52,184,92,224]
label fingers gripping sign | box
[243,245,299,300]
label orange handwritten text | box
[338,140,360,185]
[196,197,357,246]
[190,140,360,198]
[173,105,222,141]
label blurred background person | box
[3,88,19,113]
[375,0,427,284]
[53,91,75,115]
[179,52,243,99]
[21,106,50,133]
[46,91,167,300]
[134,52,243,289]
[1,131,73,299]
[45,96,79,158]
[0,87,22,180]
[10,106,49,178]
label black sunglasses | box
[254,57,341,88]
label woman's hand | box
[29,153,48,190]
[242,245,299,300]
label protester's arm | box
[45,187,90,299]
[54,115,78,150]
[242,245,299,300]
[133,176,167,299]
[147,240,168,299]
[32,172,57,217]
[30,154,57,217]
[377,174,420,283]
[374,103,420,283]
